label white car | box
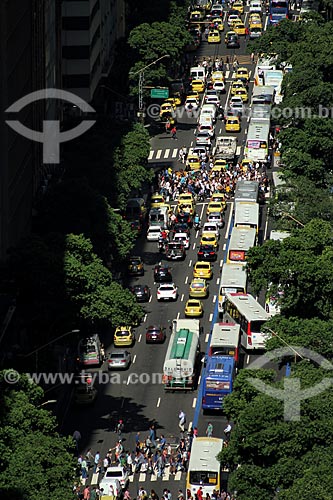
[207,212,224,228]
[99,477,122,499]
[249,1,262,13]
[229,96,244,115]
[185,97,200,112]
[197,123,215,137]
[192,146,209,157]
[147,226,162,241]
[228,15,242,26]
[173,232,190,249]
[157,283,178,301]
[202,222,219,238]
[195,131,212,147]
[205,95,220,107]
[209,4,224,17]
[213,81,226,93]
[100,466,129,489]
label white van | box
[200,104,217,123]
[147,226,162,241]
[190,66,206,82]
[249,1,262,13]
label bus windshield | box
[271,0,288,6]
[251,320,266,333]
[189,471,218,485]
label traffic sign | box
[150,88,169,99]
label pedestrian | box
[225,56,230,71]
[93,451,100,473]
[150,489,159,500]
[206,422,214,437]
[171,126,177,140]
[224,422,232,440]
[90,487,97,500]
[233,58,239,71]
[83,486,90,500]
[245,27,249,40]
[165,120,171,133]
[72,430,82,454]
[251,52,255,63]
[102,455,109,474]
[149,424,157,448]
[197,487,203,500]
[85,448,94,469]
[178,410,186,433]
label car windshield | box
[110,354,125,359]
[188,301,199,307]
[160,286,174,291]
[197,264,209,269]
[106,471,122,478]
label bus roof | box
[206,355,235,377]
[187,437,223,471]
[252,85,275,97]
[247,120,270,142]
[251,104,271,121]
[211,323,241,348]
[221,263,247,288]
[234,202,259,228]
[235,180,259,193]
[226,293,270,321]
[229,227,257,251]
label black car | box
[172,222,191,234]
[129,284,150,302]
[176,212,192,226]
[165,242,186,261]
[154,264,173,283]
[197,244,217,261]
[227,35,240,49]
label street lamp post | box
[265,327,304,364]
[282,212,304,227]
[38,399,57,408]
[130,54,170,122]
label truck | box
[213,136,237,161]
[162,319,201,391]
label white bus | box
[209,322,241,363]
[245,120,270,163]
[218,263,247,314]
[234,202,260,234]
[224,293,271,349]
[234,180,259,204]
[227,227,257,264]
[186,437,223,500]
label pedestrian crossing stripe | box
[129,464,184,483]
[148,146,243,162]
[91,472,100,485]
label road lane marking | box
[198,375,201,385]
[192,243,196,250]
[205,333,209,342]
[138,333,142,343]
[157,397,161,407]
[189,259,192,267]
[163,469,170,481]
[264,214,269,241]
[264,14,269,30]
[149,295,152,303]
[188,421,193,432]
[213,295,217,303]
[151,473,157,481]
[148,151,154,160]
[216,277,220,285]
[139,473,146,482]
[177,312,180,319]
[91,473,99,485]
[236,146,241,156]
[133,354,136,364]
[144,314,147,322]
[172,148,178,158]
[246,354,250,365]
[220,259,223,267]
[156,150,162,159]
[174,471,182,481]
[209,313,213,322]
[223,243,226,250]
[126,375,131,385]
[192,397,197,408]
[225,203,233,239]
[181,294,184,302]
[185,276,188,284]
[164,149,170,159]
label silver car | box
[108,350,131,370]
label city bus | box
[227,227,257,264]
[218,264,247,314]
[234,202,260,234]
[186,437,223,500]
[202,356,236,410]
[269,0,289,24]
[234,180,259,204]
[209,322,241,363]
[244,120,270,163]
[224,293,271,349]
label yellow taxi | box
[225,31,237,43]
[165,97,181,107]
[249,12,261,22]
[190,10,204,21]
[114,326,134,347]
[177,201,194,216]
[229,17,242,27]
[193,261,213,280]
[225,116,241,133]
[211,71,224,82]
[208,29,221,43]
[211,158,228,172]
[233,23,246,35]
[159,102,176,119]
[235,67,250,81]
[240,158,252,172]
[212,18,224,31]
[234,87,248,102]
[211,192,226,209]
[207,201,224,214]
[187,91,200,101]
[233,1,244,14]
[178,193,196,206]
[185,299,204,318]
[186,154,201,171]
[231,80,246,95]
[189,278,209,298]
[128,256,144,276]
[151,193,165,208]
[250,17,263,28]
[191,79,205,93]
[200,232,218,250]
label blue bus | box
[202,356,235,411]
[269,0,289,24]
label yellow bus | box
[227,227,256,264]
[186,437,223,500]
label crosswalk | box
[148,146,242,162]
[81,465,185,487]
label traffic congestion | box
[71,1,298,500]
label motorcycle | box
[194,221,200,231]
[158,240,165,253]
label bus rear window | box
[189,472,218,485]
[251,320,266,333]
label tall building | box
[0,0,61,261]
[62,0,126,103]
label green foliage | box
[0,372,76,500]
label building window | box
[62,45,90,59]
[62,16,90,30]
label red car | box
[145,325,166,344]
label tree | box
[0,371,76,500]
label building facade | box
[62,0,126,102]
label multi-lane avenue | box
[63,5,289,498]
